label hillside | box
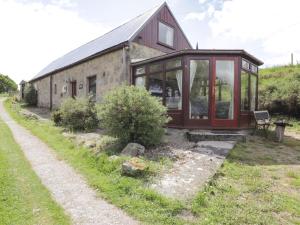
[259,64,300,117]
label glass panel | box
[149,63,163,73]
[250,75,257,111]
[241,71,250,111]
[189,60,209,119]
[135,76,146,88]
[215,60,235,120]
[158,22,174,47]
[242,59,250,70]
[88,76,96,100]
[135,67,145,75]
[250,64,258,74]
[166,58,182,70]
[148,73,163,100]
[166,70,182,110]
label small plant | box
[58,97,98,131]
[24,84,38,106]
[97,85,170,147]
[51,110,63,126]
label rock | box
[20,110,38,120]
[121,143,145,157]
[122,157,148,177]
[83,140,97,148]
[62,132,76,139]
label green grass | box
[0,115,70,225]
[191,137,300,225]
[4,99,186,225]
[4,98,300,225]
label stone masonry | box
[34,43,164,109]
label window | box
[135,67,145,75]
[54,84,57,95]
[215,60,235,120]
[149,63,163,73]
[166,70,182,110]
[135,76,146,88]
[166,58,181,70]
[88,76,97,100]
[148,73,163,100]
[242,59,250,70]
[158,22,174,47]
[189,60,210,119]
[250,74,257,111]
[241,71,250,111]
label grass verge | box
[4,99,186,225]
[0,115,70,225]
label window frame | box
[157,20,175,49]
[87,75,97,99]
[240,69,258,112]
[133,57,184,110]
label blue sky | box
[1,0,300,84]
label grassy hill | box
[259,64,300,117]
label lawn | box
[4,98,300,225]
[0,114,71,225]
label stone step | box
[186,131,247,142]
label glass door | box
[187,58,211,127]
[212,58,238,127]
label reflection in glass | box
[148,73,163,100]
[189,60,209,119]
[158,22,174,47]
[149,63,163,73]
[166,58,181,70]
[241,71,250,111]
[166,70,182,110]
[215,60,234,120]
[135,67,145,75]
[250,75,257,111]
[135,76,146,88]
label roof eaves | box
[30,42,128,83]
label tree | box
[0,74,17,93]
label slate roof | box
[31,3,164,81]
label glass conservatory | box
[131,50,263,129]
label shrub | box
[24,84,37,106]
[96,85,170,147]
[51,110,63,126]
[58,97,98,131]
[95,135,121,155]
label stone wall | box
[34,77,50,108]
[33,43,165,109]
[129,42,165,61]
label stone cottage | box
[30,2,191,109]
[30,2,263,129]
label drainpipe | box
[122,43,130,85]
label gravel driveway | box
[0,99,139,225]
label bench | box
[253,111,271,135]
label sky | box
[1,0,300,84]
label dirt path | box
[0,99,139,225]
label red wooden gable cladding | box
[133,5,192,53]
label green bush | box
[58,97,98,131]
[0,74,17,93]
[24,84,37,106]
[51,110,63,126]
[97,85,170,147]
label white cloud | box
[207,0,300,65]
[184,12,206,21]
[198,0,207,4]
[0,0,110,84]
